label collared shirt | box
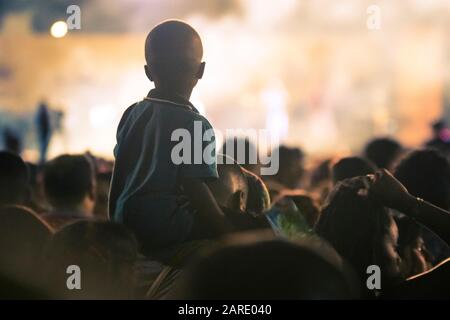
[109,89,218,251]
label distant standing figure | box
[35,101,51,164]
[425,120,450,156]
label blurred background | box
[0,0,449,162]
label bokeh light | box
[50,21,68,38]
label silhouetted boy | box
[109,20,229,256]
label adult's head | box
[364,138,402,170]
[144,20,205,98]
[173,234,357,299]
[0,151,29,206]
[271,145,304,189]
[3,128,22,155]
[331,156,376,185]
[0,205,52,292]
[393,149,450,210]
[431,120,446,137]
[308,158,333,204]
[44,220,138,299]
[309,159,332,189]
[395,216,431,277]
[208,154,249,212]
[242,168,270,216]
[316,178,406,291]
[43,154,96,214]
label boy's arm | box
[182,177,232,239]
[108,104,137,219]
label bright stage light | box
[261,81,289,141]
[50,21,68,38]
[89,105,117,129]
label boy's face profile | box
[144,20,205,97]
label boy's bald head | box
[144,20,205,93]
[145,20,203,66]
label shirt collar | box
[144,88,199,114]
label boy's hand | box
[182,178,231,238]
[369,169,415,213]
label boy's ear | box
[196,62,206,80]
[144,65,154,81]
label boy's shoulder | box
[145,97,213,128]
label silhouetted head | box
[395,216,431,277]
[44,220,138,299]
[144,20,205,97]
[3,128,22,155]
[317,178,406,293]
[208,155,248,212]
[308,158,333,203]
[271,145,304,189]
[394,149,450,210]
[0,151,29,206]
[431,120,446,135]
[332,156,376,185]
[0,205,52,293]
[173,234,357,299]
[364,138,402,170]
[309,159,332,189]
[43,154,96,214]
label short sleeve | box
[114,103,137,158]
[178,116,218,181]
